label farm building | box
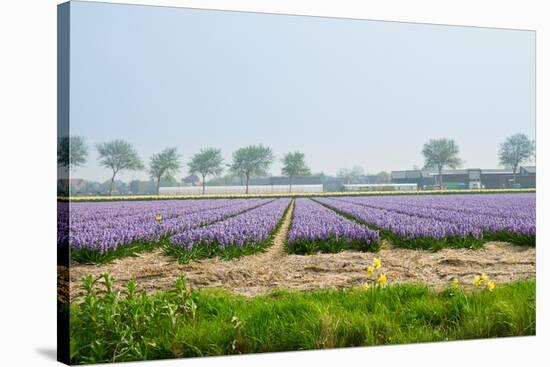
[519,166,536,188]
[480,169,514,189]
[391,166,536,189]
[250,176,323,186]
[162,176,325,195]
[159,184,323,195]
[478,167,535,188]
[343,183,417,191]
[390,170,437,188]
[322,174,391,192]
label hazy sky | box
[68,1,535,182]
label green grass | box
[484,231,536,247]
[69,274,536,364]
[70,232,269,266]
[364,220,534,250]
[164,239,274,263]
[379,229,485,251]
[286,235,381,255]
[70,238,168,265]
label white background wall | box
[0,1,548,367]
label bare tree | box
[337,166,365,184]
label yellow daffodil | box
[487,281,496,292]
[362,282,370,290]
[480,273,488,283]
[453,277,460,288]
[378,274,387,286]
[366,266,375,277]
[473,275,482,287]
[155,214,162,222]
[373,258,382,269]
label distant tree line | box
[58,140,316,195]
[421,134,535,189]
[57,133,535,195]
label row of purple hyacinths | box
[62,193,534,255]
[170,198,291,249]
[316,193,535,241]
[287,198,379,249]
[345,193,535,219]
[64,198,273,252]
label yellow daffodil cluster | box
[362,257,387,289]
[472,273,496,291]
[155,214,162,222]
[453,277,460,288]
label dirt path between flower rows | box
[65,201,535,300]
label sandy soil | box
[64,202,535,300]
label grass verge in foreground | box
[70,274,535,364]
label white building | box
[159,184,323,195]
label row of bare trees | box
[57,139,311,195]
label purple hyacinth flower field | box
[315,193,535,248]
[63,198,274,263]
[287,198,380,254]
[170,198,291,250]
[62,193,534,264]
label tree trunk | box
[109,171,117,196]
[245,174,250,194]
[512,165,518,187]
[156,177,161,195]
[289,176,293,193]
[438,166,443,190]
[202,174,206,195]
